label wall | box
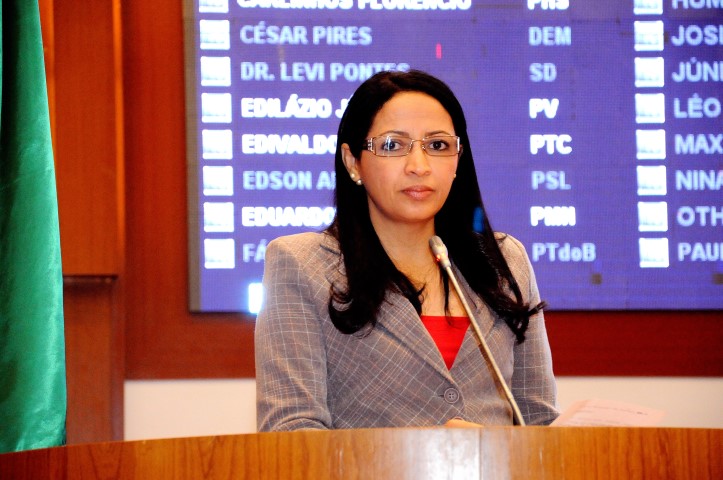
[122,0,722,381]
[124,378,723,440]
[42,0,722,443]
[40,0,125,443]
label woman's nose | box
[404,141,432,175]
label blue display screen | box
[185,0,722,312]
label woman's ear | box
[341,143,359,179]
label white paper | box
[551,398,666,427]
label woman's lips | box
[402,185,434,200]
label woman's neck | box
[372,221,468,317]
[374,223,437,278]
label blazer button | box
[443,388,460,404]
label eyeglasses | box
[364,135,461,157]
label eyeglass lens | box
[370,136,459,157]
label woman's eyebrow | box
[372,129,454,137]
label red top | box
[419,315,470,370]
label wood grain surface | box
[1,427,720,479]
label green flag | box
[0,0,67,453]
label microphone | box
[429,235,526,427]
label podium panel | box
[1,427,720,479]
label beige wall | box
[125,377,723,440]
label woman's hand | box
[444,417,483,428]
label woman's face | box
[342,91,459,237]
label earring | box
[355,179,363,186]
[350,173,356,179]
[454,173,457,179]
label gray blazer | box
[255,232,558,431]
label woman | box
[255,70,558,431]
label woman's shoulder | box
[493,231,526,255]
[267,231,340,257]
[493,232,533,274]
[264,231,344,290]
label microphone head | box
[429,235,452,269]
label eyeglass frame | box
[363,134,462,157]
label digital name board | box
[185,0,722,313]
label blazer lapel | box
[375,291,454,381]
[320,233,459,381]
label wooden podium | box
[1,427,720,479]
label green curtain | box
[0,0,67,454]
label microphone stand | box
[429,236,526,426]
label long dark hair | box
[327,70,544,342]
